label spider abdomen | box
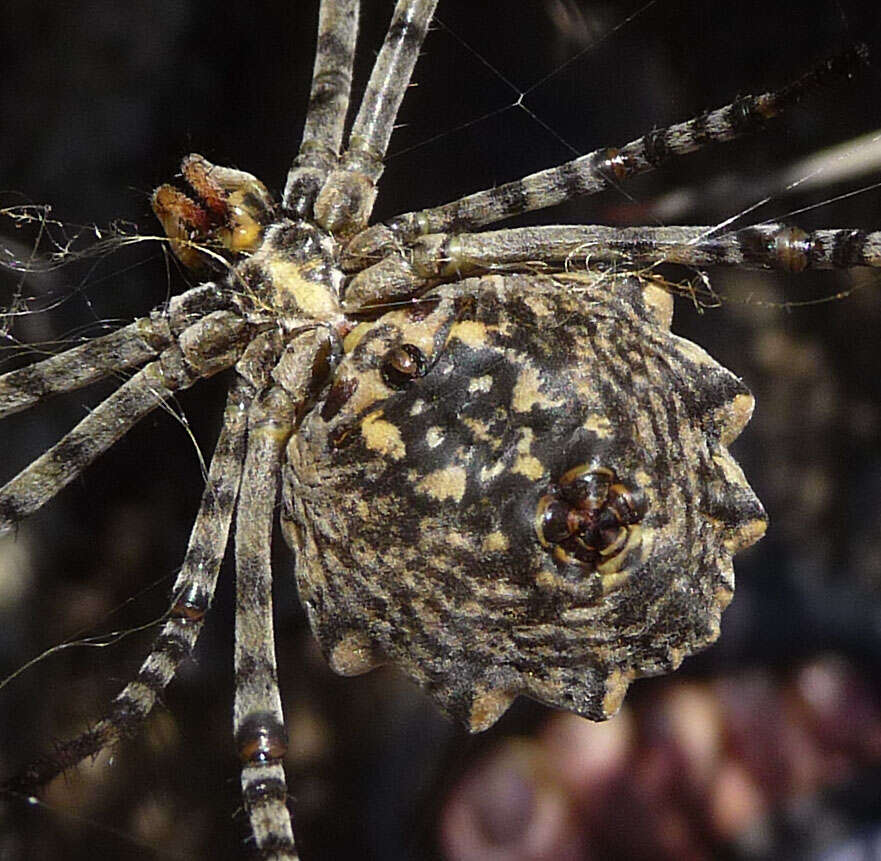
[282,272,766,731]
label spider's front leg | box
[152,154,275,271]
[0,154,277,816]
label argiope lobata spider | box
[1,1,880,860]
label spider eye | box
[380,344,427,389]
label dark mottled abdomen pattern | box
[282,273,766,730]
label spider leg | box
[0,309,250,530]
[233,384,298,860]
[0,282,234,417]
[283,0,360,216]
[314,0,439,236]
[345,224,881,306]
[0,318,169,418]
[344,44,869,264]
[3,375,252,793]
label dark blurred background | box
[1,1,881,858]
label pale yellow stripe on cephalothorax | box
[714,578,735,610]
[600,570,630,595]
[602,668,635,718]
[667,645,687,670]
[712,450,749,485]
[266,258,341,320]
[445,528,474,550]
[345,367,402,416]
[343,321,372,353]
[634,468,653,488]
[415,465,467,502]
[560,605,604,625]
[360,410,406,460]
[641,282,674,329]
[329,631,380,676]
[716,392,755,446]
[724,518,767,553]
[468,688,517,733]
[670,332,724,372]
[398,316,451,358]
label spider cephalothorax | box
[2,1,878,857]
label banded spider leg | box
[1,1,880,859]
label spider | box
[2,1,881,858]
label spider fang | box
[152,153,274,271]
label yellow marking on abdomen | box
[449,320,490,347]
[361,411,405,460]
[416,466,467,502]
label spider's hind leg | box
[0,308,249,530]
[345,223,881,307]
[344,44,870,264]
[4,374,253,796]
[0,281,234,418]
[233,382,298,859]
